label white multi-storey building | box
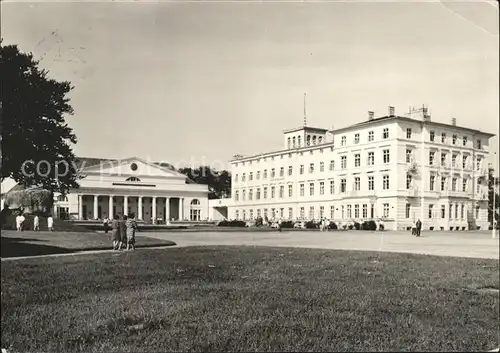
[229,106,494,231]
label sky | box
[2,0,499,171]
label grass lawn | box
[0,230,176,258]
[1,246,499,352]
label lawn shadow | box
[1,236,73,258]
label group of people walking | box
[108,213,138,251]
[15,213,54,232]
[411,219,422,237]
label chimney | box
[368,111,374,121]
[451,118,457,126]
[388,106,395,116]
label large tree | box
[179,167,231,199]
[1,42,80,194]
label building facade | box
[229,107,494,231]
[2,157,210,223]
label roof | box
[283,126,329,134]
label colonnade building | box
[229,107,494,231]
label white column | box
[179,198,184,220]
[138,196,143,220]
[53,204,58,218]
[109,195,114,218]
[152,197,157,224]
[93,195,99,220]
[124,196,128,216]
[165,197,170,223]
[1,198,4,211]
[78,195,83,220]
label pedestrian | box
[277,218,283,232]
[411,220,417,236]
[416,219,422,237]
[117,214,128,250]
[47,216,54,231]
[111,215,120,250]
[103,217,109,234]
[125,212,138,251]
[15,213,25,231]
[33,215,40,231]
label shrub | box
[281,221,294,228]
[255,217,263,227]
[361,220,377,231]
[379,224,385,231]
[353,222,361,230]
[217,220,246,227]
[347,224,354,230]
[305,220,317,229]
[328,222,338,230]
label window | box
[279,208,284,218]
[429,151,435,165]
[288,207,293,220]
[441,177,446,191]
[235,191,239,201]
[441,153,447,167]
[300,207,305,219]
[406,204,411,219]
[257,209,261,218]
[441,205,446,219]
[430,131,435,142]
[340,179,346,193]
[256,188,261,200]
[354,177,360,191]
[476,206,480,218]
[320,162,325,172]
[461,205,465,219]
[463,136,467,146]
[462,156,467,169]
[288,184,293,197]
[406,174,412,189]
[370,204,374,218]
[383,203,389,218]
[363,204,368,218]
[309,163,314,173]
[249,189,253,200]
[441,133,446,143]
[329,160,335,171]
[476,158,481,171]
[271,186,275,199]
[383,175,389,190]
[429,204,434,219]
[300,184,305,197]
[382,128,389,139]
[341,136,346,146]
[309,207,314,220]
[383,149,390,164]
[306,135,311,146]
[341,156,347,169]
[406,149,412,163]
[297,136,301,147]
[368,176,374,190]
[430,175,435,191]
[320,206,325,218]
[312,136,317,145]
[264,208,268,219]
[452,154,457,168]
[354,154,361,167]
[288,166,293,176]
[235,174,239,183]
[477,184,480,194]
[368,131,374,142]
[354,133,360,144]
[330,180,335,194]
[320,181,325,195]
[319,137,323,144]
[347,205,352,218]
[279,186,284,198]
[263,187,268,199]
[476,139,482,149]
[368,152,374,166]
[263,169,267,179]
[249,172,253,181]
[300,165,304,174]
[242,173,246,182]
[309,182,315,196]
[330,206,335,219]
[452,178,457,192]
[406,128,412,139]
[235,210,240,220]
[256,171,260,180]
[462,179,467,192]
[292,137,296,148]
[452,134,457,145]
[455,204,459,219]
[354,205,360,218]
[287,137,291,149]
[280,167,284,177]
[249,209,254,220]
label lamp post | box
[493,152,498,239]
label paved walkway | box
[146,229,500,259]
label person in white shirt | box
[15,214,25,231]
[47,216,54,231]
[33,215,40,231]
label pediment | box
[80,157,186,179]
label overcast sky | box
[2,0,498,171]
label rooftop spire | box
[303,92,307,127]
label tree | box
[1,42,80,194]
[488,167,499,226]
[178,166,231,199]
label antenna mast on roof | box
[303,93,307,127]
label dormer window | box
[126,177,141,182]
